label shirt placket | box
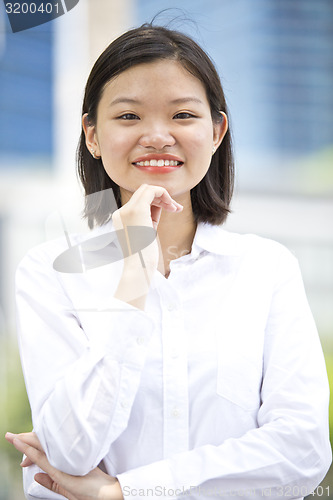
[160,280,189,458]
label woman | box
[6,23,331,500]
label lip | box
[133,165,181,174]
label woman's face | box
[83,59,228,204]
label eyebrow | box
[170,97,204,105]
[109,98,142,107]
[109,97,204,107]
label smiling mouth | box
[133,159,183,167]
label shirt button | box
[167,303,177,312]
[171,349,179,359]
[136,336,145,346]
[121,400,129,409]
[172,408,180,418]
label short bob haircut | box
[77,23,234,229]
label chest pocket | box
[216,328,263,411]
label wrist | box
[114,257,155,311]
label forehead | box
[99,59,209,105]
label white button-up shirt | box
[16,221,331,500]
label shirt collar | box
[191,222,242,258]
[82,219,241,258]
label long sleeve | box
[16,240,154,478]
[117,248,332,499]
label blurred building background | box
[0,0,332,498]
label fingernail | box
[5,432,15,438]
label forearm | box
[17,245,155,476]
[117,413,331,500]
[114,255,155,311]
[34,316,152,475]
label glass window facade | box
[0,15,53,167]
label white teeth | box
[135,159,182,167]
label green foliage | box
[324,351,333,442]
[296,145,333,195]
[0,339,32,462]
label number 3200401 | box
[5,2,60,14]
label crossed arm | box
[5,432,123,500]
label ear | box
[82,113,101,157]
[213,111,228,151]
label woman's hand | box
[112,183,182,270]
[112,184,182,309]
[113,183,183,232]
[5,432,123,500]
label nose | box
[138,120,176,149]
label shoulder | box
[199,225,301,288]
[201,223,296,264]
[209,228,305,302]
[16,220,113,277]
[235,232,294,260]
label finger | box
[6,432,43,451]
[12,438,53,475]
[17,432,44,451]
[132,184,183,211]
[5,434,34,467]
[20,456,34,467]
[143,194,182,214]
[15,439,79,498]
[150,205,162,229]
[34,473,54,491]
[35,473,78,500]
[13,438,73,497]
[151,194,183,211]
[5,432,16,444]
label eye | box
[117,113,140,120]
[173,112,196,120]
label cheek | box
[99,127,133,157]
[187,121,213,146]
[186,128,213,161]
